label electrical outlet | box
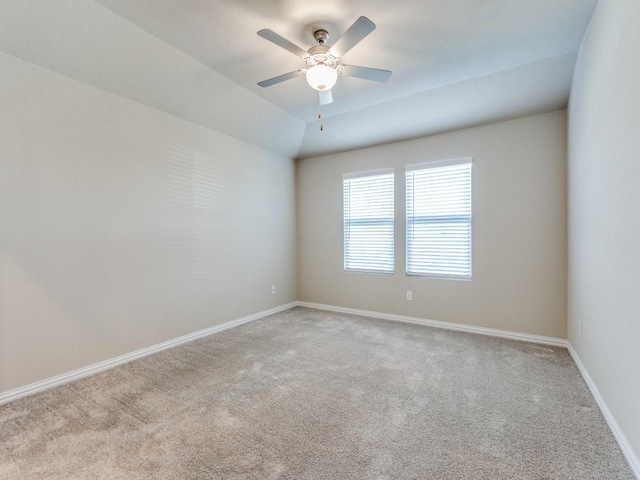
[406,290,412,301]
[271,285,276,295]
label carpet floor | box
[0,307,634,479]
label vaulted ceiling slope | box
[1,0,597,159]
[0,0,305,159]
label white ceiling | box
[2,0,597,158]
[93,0,597,157]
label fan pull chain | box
[318,98,324,132]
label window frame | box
[343,168,395,275]
[405,158,473,281]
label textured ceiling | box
[1,0,597,158]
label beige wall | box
[297,111,567,338]
[568,0,640,466]
[0,53,297,394]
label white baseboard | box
[296,301,568,347]
[0,302,297,406]
[567,344,640,479]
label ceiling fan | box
[257,16,392,106]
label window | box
[406,159,472,279]
[343,170,394,273]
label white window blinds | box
[343,170,394,273]
[406,159,472,279]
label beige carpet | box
[0,307,634,479]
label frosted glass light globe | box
[306,64,338,91]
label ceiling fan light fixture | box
[306,64,338,91]
[257,16,391,109]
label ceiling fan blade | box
[257,29,309,59]
[319,89,333,105]
[257,70,305,88]
[340,65,392,83]
[329,16,376,58]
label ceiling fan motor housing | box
[306,45,338,69]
